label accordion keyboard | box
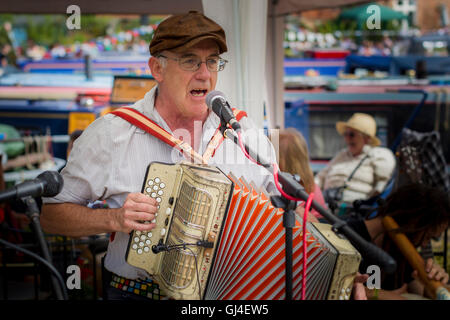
[125,161,234,294]
[125,162,183,275]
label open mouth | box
[190,89,208,97]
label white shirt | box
[43,86,277,279]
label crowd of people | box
[0,19,155,72]
[285,33,398,57]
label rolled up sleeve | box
[42,116,112,205]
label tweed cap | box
[149,11,227,55]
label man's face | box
[156,39,219,119]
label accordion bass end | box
[126,162,361,300]
[309,222,362,300]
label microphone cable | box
[0,238,69,300]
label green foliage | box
[317,19,357,34]
[25,15,66,47]
[24,14,111,46]
[0,14,158,47]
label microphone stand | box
[222,128,397,300]
[269,194,297,300]
[21,196,66,300]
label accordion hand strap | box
[110,107,247,164]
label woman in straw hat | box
[315,113,396,212]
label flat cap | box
[149,11,227,55]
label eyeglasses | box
[158,54,228,72]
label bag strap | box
[110,107,247,164]
[345,154,370,184]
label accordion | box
[125,161,361,300]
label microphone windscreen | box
[205,90,225,110]
[37,171,64,197]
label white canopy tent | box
[203,0,371,130]
[0,0,372,129]
[202,0,269,130]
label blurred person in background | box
[316,113,396,214]
[278,128,326,220]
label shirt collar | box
[346,144,372,158]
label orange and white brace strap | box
[110,107,247,164]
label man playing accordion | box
[41,11,279,300]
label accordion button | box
[140,235,146,241]
[135,231,141,236]
[155,178,160,183]
[137,249,143,255]
[145,239,151,245]
[166,208,171,215]
[134,237,139,243]
[147,232,153,238]
[161,228,166,236]
[148,180,154,186]
[158,190,164,196]
[160,183,165,188]
[144,247,150,252]
[146,188,152,193]
[156,198,162,203]
[132,244,138,250]
[153,186,158,191]
[151,193,156,198]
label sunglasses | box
[343,131,356,138]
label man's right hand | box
[113,192,158,233]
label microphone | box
[0,171,64,203]
[206,91,241,132]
